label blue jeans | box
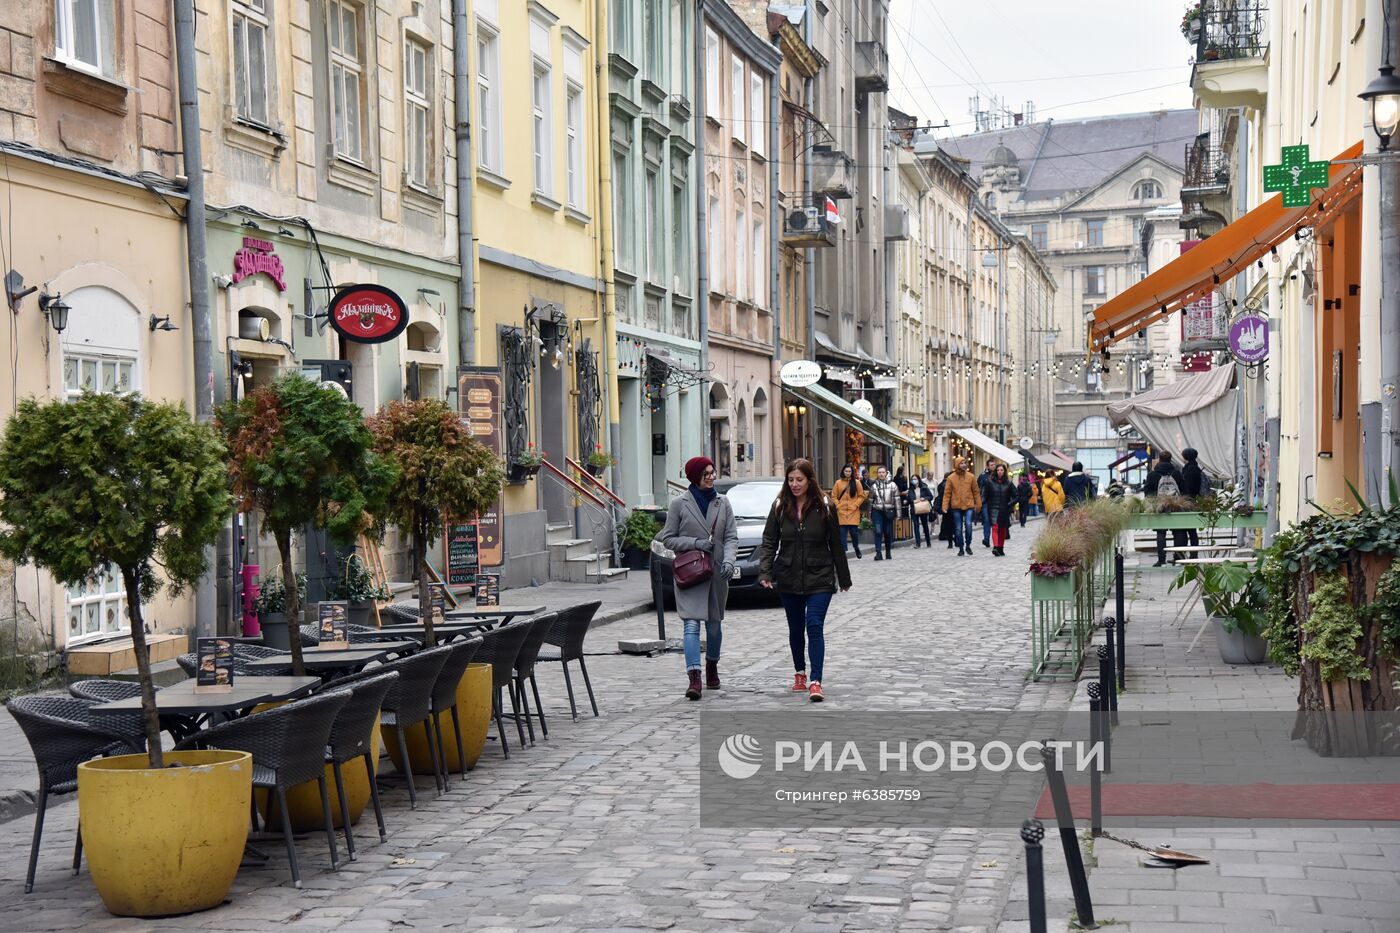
[871,510,895,555]
[683,618,722,672]
[840,525,862,554]
[950,509,975,550]
[780,591,832,683]
[980,503,992,545]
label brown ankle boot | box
[705,659,721,690]
[685,669,702,700]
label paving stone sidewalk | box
[996,546,1400,933]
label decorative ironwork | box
[1183,134,1230,192]
[644,352,710,411]
[500,325,533,479]
[1196,0,1267,64]
[575,337,601,460]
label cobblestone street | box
[0,525,1074,932]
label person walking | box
[1062,462,1096,507]
[830,463,868,559]
[893,466,909,498]
[1142,451,1188,567]
[976,462,996,549]
[908,471,937,547]
[661,456,738,700]
[1016,473,1033,527]
[936,471,956,548]
[1040,470,1066,515]
[1179,447,1206,559]
[941,458,982,556]
[984,463,1016,556]
[867,466,901,560]
[758,458,852,703]
[1028,475,1041,516]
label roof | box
[925,110,1198,201]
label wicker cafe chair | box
[178,644,293,677]
[299,622,412,647]
[376,645,453,809]
[536,601,602,720]
[510,613,559,745]
[471,621,535,759]
[7,695,144,893]
[427,637,483,781]
[175,689,352,888]
[68,679,199,743]
[176,652,198,678]
[323,671,398,861]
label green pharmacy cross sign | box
[1264,144,1331,208]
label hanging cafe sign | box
[1263,144,1331,208]
[1228,311,1270,365]
[328,284,409,344]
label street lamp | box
[1360,64,1400,150]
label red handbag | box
[673,508,719,590]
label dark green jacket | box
[757,499,852,595]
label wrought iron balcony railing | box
[1182,134,1230,192]
[1195,0,1267,64]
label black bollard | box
[1102,615,1117,692]
[1021,818,1048,933]
[1086,683,1104,838]
[1041,744,1098,930]
[1097,644,1118,727]
[1114,548,1126,690]
[653,566,668,642]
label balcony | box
[810,146,854,199]
[1189,0,1268,111]
[1180,130,1235,235]
[854,40,888,95]
[884,206,910,241]
[782,202,836,249]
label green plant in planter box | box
[620,509,661,552]
[1369,562,1400,661]
[325,554,390,603]
[1302,572,1369,683]
[1171,558,1267,637]
[252,571,307,615]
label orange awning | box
[1090,141,1365,350]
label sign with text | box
[318,601,350,649]
[1228,312,1269,365]
[194,638,234,693]
[779,359,822,388]
[427,583,449,623]
[444,522,480,588]
[232,236,287,292]
[328,284,409,344]
[457,366,504,567]
[475,572,500,607]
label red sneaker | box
[808,681,824,702]
[792,672,808,693]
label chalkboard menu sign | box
[319,601,350,650]
[475,572,500,607]
[194,638,234,693]
[426,583,448,623]
[444,522,480,588]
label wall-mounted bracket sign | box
[328,284,409,344]
[779,359,823,388]
[1228,312,1270,365]
[1263,145,1330,208]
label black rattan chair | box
[230,643,293,674]
[510,614,558,744]
[536,601,602,720]
[472,621,534,758]
[427,637,482,781]
[299,622,416,647]
[377,645,452,809]
[7,696,144,893]
[323,671,398,861]
[68,679,199,742]
[176,689,352,888]
[176,652,198,677]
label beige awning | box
[786,382,925,454]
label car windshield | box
[722,481,782,520]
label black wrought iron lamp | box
[1360,65,1400,151]
[38,291,70,334]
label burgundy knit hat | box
[684,456,714,485]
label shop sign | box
[232,237,287,291]
[1228,312,1269,365]
[779,359,823,388]
[852,398,874,417]
[328,284,409,344]
[458,366,504,567]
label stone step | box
[595,566,630,583]
[545,522,576,546]
[548,538,596,561]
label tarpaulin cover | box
[1106,366,1238,478]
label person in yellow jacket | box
[830,463,869,558]
[1040,471,1066,514]
[940,458,982,556]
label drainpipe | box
[174,0,219,642]
[592,0,620,480]
[1370,0,1400,505]
[452,0,476,364]
[770,69,780,350]
[695,0,710,452]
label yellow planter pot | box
[77,750,252,918]
[383,662,492,774]
[256,714,381,833]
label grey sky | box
[886,1,1196,135]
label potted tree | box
[325,554,389,628]
[619,509,661,571]
[0,393,249,917]
[1172,559,1269,664]
[218,374,395,675]
[252,570,305,650]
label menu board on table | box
[456,366,503,567]
[318,601,350,650]
[444,522,480,589]
[194,637,234,693]
[426,583,449,623]
[475,572,500,607]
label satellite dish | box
[1018,436,1034,451]
[319,380,349,399]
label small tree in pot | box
[219,375,396,674]
[367,399,504,647]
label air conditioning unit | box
[1074,240,1086,249]
[782,205,835,248]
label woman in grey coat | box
[661,456,739,700]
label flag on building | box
[825,197,840,225]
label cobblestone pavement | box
[0,523,1074,932]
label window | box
[730,57,745,144]
[705,29,719,118]
[645,167,661,280]
[614,149,631,268]
[672,175,688,289]
[566,84,583,207]
[1133,179,1161,200]
[1085,218,1104,248]
[476,23,502,172]
[645,0,661,77]
[735,209,746,298]
[55,0,114,76]
[1030,222,1047,252]
[532,63,553,195]
[707,196,720,291]
[984,191,996,209]
[1075,415,1114,440]
[752,218,764,306]
[1085,366,1101,392]
[404,39,430,187]
[1084,265,1106,296]
[750,73,763,156]
[328,0,365,162]
[233,0,270,125]
[670,0,685,94]
[612,0,630,56]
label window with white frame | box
[730,55,744,144]
[404,38,430,188]
[707,196,720,290]
[752,217,764,307]
[233,0,270,125]
[566,85,583,208]
[646,167,661,280]
[749,73,763,156]
[476,22,502,172]
[672,172,688,289]
[670,0,685,94]
[735,208,746,299]
[614,148,632,268]
[705,29,719,118]
[54,0,115,77]
[645,0,661,78]
[328,0,365,162]
[532,62,553,196]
